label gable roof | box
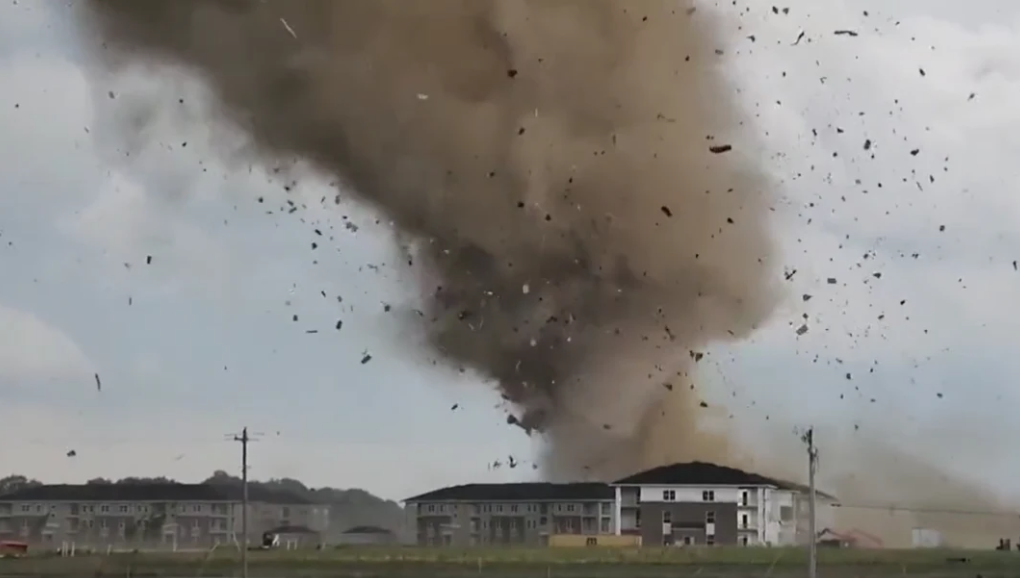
[405,482,613,503]
[612,461,837,499]
[0,483,311,504]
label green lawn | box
[1,546,1015,577]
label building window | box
[100,505,110,513]
[780,505,793,521]
[741,535,749,546]
[600,502,610,515]
[740,491,749,506]
[662,490,676,501]
[496,505,504,513]
[427,504,436,513]
[566,504,576,512]
[510,505,518,513]
[705,511,715,523]
[20,505,30,513]
[600,518,610,533]
[706,536,715,546]
[119,505,129,513]
[662,511,672,524]
[741,514,749,528]
[539,516,548,526]
[683,536,693,545]
[702,491,715,502]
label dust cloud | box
[78,0,781,480]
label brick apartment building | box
[0,483,330,549]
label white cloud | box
[0,305,92,381]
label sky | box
[1,0,1020,503]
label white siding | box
[637,486,743,503]
[613,487,623,534]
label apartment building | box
[406,462,834,547]
[612,462,835,546]
[405,482,616,546]
[0,483,329,549]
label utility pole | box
[227,428,259,578]
[803,426,819,578]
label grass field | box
[0,546,1016,577]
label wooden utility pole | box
[227,427,259,578]
[804,427,819,578]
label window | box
[683,536,693,545]
[496,505,504,513]
[600,518,610,533]
[740,491,749,506]
[566,504,576,512]
[539,516,548,526]
[119,505,129,513]
[780,505,793,521]
[741,514,749,528]
[510,505,518,513]
[741,535,749,546]
[662,511,672,524]
[662,490,676,501]
[702,490,715,502]
[600,502,611,515]
[705,511,715,523]
[100,505,110,513]
[706,536,715,546]
[20,505,30,513]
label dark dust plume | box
[79,0,781,479]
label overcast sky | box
[1,0,1019,502]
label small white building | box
[610,462,836,546]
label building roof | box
[613,461,837,499]
[405,482,614,503]
[266,525,318,535]
[343,525,393,534]
[0,483,311,504]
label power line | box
[827,502,1020,517]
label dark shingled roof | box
[0,484,311,504]
[613,462,836,500]
[343,525,393,534]
[405,482,613,503]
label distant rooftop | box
[0,483,311,504]
[405,461,836,503]
[613,461,837,500]
[405,482,614,503]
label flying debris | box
[81,0,782,478]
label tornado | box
[78,0,782,480]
